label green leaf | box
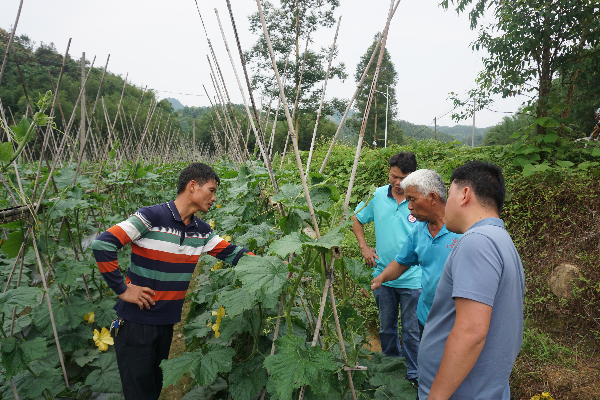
[55,296,91,329]
[94,299,118,327]
[591,147,600,157]
[264,335,337,399]
[543,133,559,143]
[236,223,273,249]
[194,345,236,386]
[0,230,27,259]
[305,224,346,251]
[235,256,288,295]
[268,232,303,258]
[217,286,257,317]
[555,160,574,168]
[23,369,61,398]
[271,184,302,203]
[54,260,93,286]
[1,337,47,378]
[180,377,228,399]
[229,357,268,400]
[0,141,15,164]
[72,347,101,367]
[341,257,372,291]
[161,351,201,388]
[13,117,31,142]
[86,352,122,393]
[0,287,42,315]
[522,163,537,177]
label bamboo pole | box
[319,37,385,174]
[268,53,291,160]
[31,40,72,203]
[31,234,70,387]
[341,0,398,222]
[0,0,24,86]
[207,58,244,162]
[306,16,341,175]
[280,32,310,170]
[206,21,253,164]
[254,0,320,235]
[75,55,110,181]
[219,3,279,191]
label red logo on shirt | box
[407,215,417,223]
[447,238,459,248]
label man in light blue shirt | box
[351,152,421,383]
[418,161,525,400]
[371,169,461,343]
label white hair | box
[400,169,447,203]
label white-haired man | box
[372,169,462,346]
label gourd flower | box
[93,328,114,351]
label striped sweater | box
[91,200,250,325]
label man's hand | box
[371,275,384,290]
[360,245,379,267]
[119,284,156,310]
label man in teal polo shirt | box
[371,169,462,344]
[351,152,421,383]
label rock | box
[548,263,582,300]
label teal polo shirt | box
[354,185,421,289]
[395,221,462,325]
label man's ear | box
[461,186,472,206]
[428,192,437,205]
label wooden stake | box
[306,16,341,175]
[341,0,398,222]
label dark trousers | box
[418,320,425,341]
[114,320,174,400]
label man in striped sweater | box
[91,163,251,400]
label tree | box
[483,112,533,146]
[246,0,347,152]
[348,34,403,147]
[443,0,600,137]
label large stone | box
[548,263,582,300]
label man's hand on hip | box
[119,284,156,310]
[360,246,379,267]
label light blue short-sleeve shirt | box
[394,222,462,325]
[418,218,525,400]
[354,185,421,289]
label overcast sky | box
[2,0,527,128]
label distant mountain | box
[437,125,490,147]
[396,120,457,143]
[165,97,185,111]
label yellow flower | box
[531,393,554,400]
[211,306,226,338]
[216,203,222,208]
[209,219,215,229]
[93,327,114,351]
[210,261,223,271]
[223,235,232,242]
[84,311,95,323]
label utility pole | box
[472,98,476,148]
[384,85,388,148]
[193,119,195,154]
[80,52,86,160]
[434,117,437,140]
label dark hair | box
[389,152,417,174]
[450,161,505,212]
[177,163,220,194]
